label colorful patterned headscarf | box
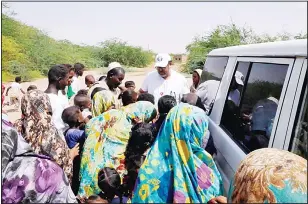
[78,101,157,197]
[1,121,77,203]
[228,148,307,203]
[132,103,223,203]
[14,89,73,180]
[92,90,115,117]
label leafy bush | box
[98,39,153,68]
[2,14,153,82]
[185,23,307,73]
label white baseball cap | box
[108,62,122,71]
[155,53,172,68]
[235,71,244,86]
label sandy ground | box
[3,66,192,123]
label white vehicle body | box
[201,39,307,194]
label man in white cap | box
[87,62,125,108]
[228,71,244,106]
[139,53,189,104]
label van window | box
[197,56,228,114]
[289,79,307,159]
[221,61,289,153]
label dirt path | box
[3,65,192,122]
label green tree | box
[185,23,307,73]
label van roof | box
[208,39,307,57]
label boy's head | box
[98,75,106,81]
[86,195,108,204]
[158,95,176,114]
[27,85,37,92]
[137,93,155,105]
[85,75,96,88]
[48,64,70,90]
[74,93,91,111]
[98,167,122,201]
[64,65,75,86]
[62,106,84,128]
[125,81,136,90]
[122,90,138,106]
[74,63,85,77]
[15,76,21,83]
[77,89,88,96]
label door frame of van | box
[210,56,300,194]
[282,58,307,150]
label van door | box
[210,57,295,194]
[282,58,307,159]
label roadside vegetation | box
[184,23,307,73]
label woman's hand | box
[208,196,227,204]
[69,143,79,160]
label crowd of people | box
[1,53,307,203]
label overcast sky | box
[5,2,307,53]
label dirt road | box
[3,67,192,122]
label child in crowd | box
[85,195,108,203]
[97,167,129,203]
[137,93,155,105]
[122,90,138,106]
[74,91,92,122]
[123,122,157,197]
[98,76,106,81]
[85,75,96,88]
[63,64,75,100]
[5,76,25,109]
[27,85,37,92]
[61,106,87,195]
[124,81,136,91]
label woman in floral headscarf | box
[209,148,307,203]
[14,89,79,180]
[132,103,223,203]
[2,117,77,203]
[78,101,157,197]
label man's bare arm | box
[5,86,11,96]
[20,88,25,94]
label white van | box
[199,39,307,194]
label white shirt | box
[47,93,69,135]
[9,82,21,97]
[141,69,189,104]
[228,89,241,106]
[70,75,80,94]
[196,80,220,111]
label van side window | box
[289,80,307,159]
[221,61,289,153]
[197,56,228,114]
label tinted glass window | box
[221,61,289,153]
[197,57,228,113]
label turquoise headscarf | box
[132,103,223,203]
[78,101,157,197]
[227,148,307,203]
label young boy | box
[85,75,97,88]
[125,81,136,91]
[45,65,70,134]
[62,106,87,195]
[74,92,92,122]
[137,93,155,105]
[5,76,25,109]
[27,85,37,92]
[122,90,138,106]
